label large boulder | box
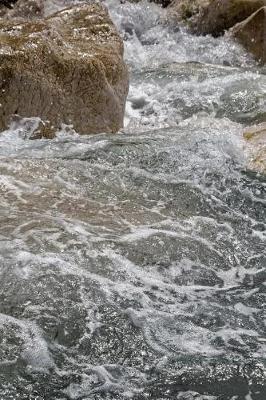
[231,6,266,64]
[243,123,266,174]
[0,3,129,134]
[169,0,266,36]
[195,0,266,36]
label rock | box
[28,120,57,140]
[152,0,172,6]
[231,7,266,64]
[169,0,266,36]
[0,0,94,20]
[0,0,18,9]
[8,115,57,139]
[0,3,129,135]
[168,0,210,25]
[167,0,212,30]
[168,0,266,63]
[243,123,266,174]
[124,0,171,6]
[0,0,43,18]
[196,0,266,36]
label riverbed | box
[0,1,265,399]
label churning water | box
[0,1,265,399]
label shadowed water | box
[0,1,265,399]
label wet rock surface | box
[0,0,81,19]
[168,0,211,25]
[168,0,266,63]
[193,0,266,36]
[244,122,266,174]
[0,0,44,18]
[0,3,129,134]
[231,6,266,64]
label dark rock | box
[231,6,266,64]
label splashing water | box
[0,1,265,399]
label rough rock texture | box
[0,0,18,9]
[244,123,266,174]
[231,7,266,64]
[0,0,44,18]
[169,0,266,36]
[195,0,266,36]
[0,3,129,134]
[9,115,57,139]
[168,0,211,25]
[0,0,83,18]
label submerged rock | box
[0,3,129,134]
[231,6,266,64]
[7,115,57,139]
[244,123,266,174]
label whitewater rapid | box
[0,1,265,399]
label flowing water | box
[0,1,265,399]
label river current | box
[0,1,265,399]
